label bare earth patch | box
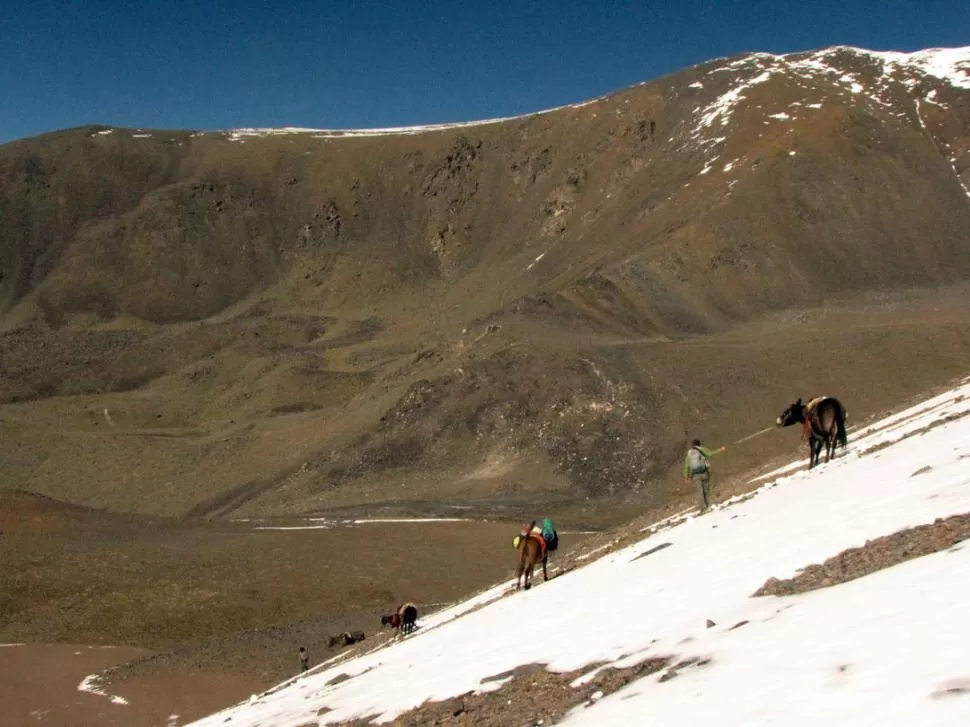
[0,644,264,727]
[338,657,670,726]
[753,513,970,597]
[930,677,970,699]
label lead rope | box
[733,426,774,445]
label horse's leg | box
[822,412,833,462]
[529,544,540,589]
[823,407,838,462]
[515,549,525,590]
[542,555,548,582]
[831,415,842,459]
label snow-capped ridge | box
[97,45,967,145]
[831,45,970,89]
[682,43,970,194]
[224,95,606,141]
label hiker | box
[683,438,726,512]
[299,646,309,672]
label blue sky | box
[1,0,967,143]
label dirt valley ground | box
[0,495,549,726]
[2,44,970,725]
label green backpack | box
[541,519,559,551]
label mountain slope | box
[181,376,970,726]
[2,46,970,518]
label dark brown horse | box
[381,603,418,635]
[515,528,548,591]
[776,396,848,469]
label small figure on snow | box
[684,438,726,512]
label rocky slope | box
[2,45,970,518]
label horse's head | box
[776,398,805,427]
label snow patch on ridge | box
[223,96,608,141]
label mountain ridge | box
[2,44,970,520]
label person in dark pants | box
[683,438,726,512]
[299,646,309,672]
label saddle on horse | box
[802,396,830,438]
[513,524,547,558]
[805,396,828,415]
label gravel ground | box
[754,513,970,597]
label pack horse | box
[514,519,558,590]
[381,603,418,636]
[776,396,848,470]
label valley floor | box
[0,643,262,727]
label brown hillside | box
[2,46,970,519]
